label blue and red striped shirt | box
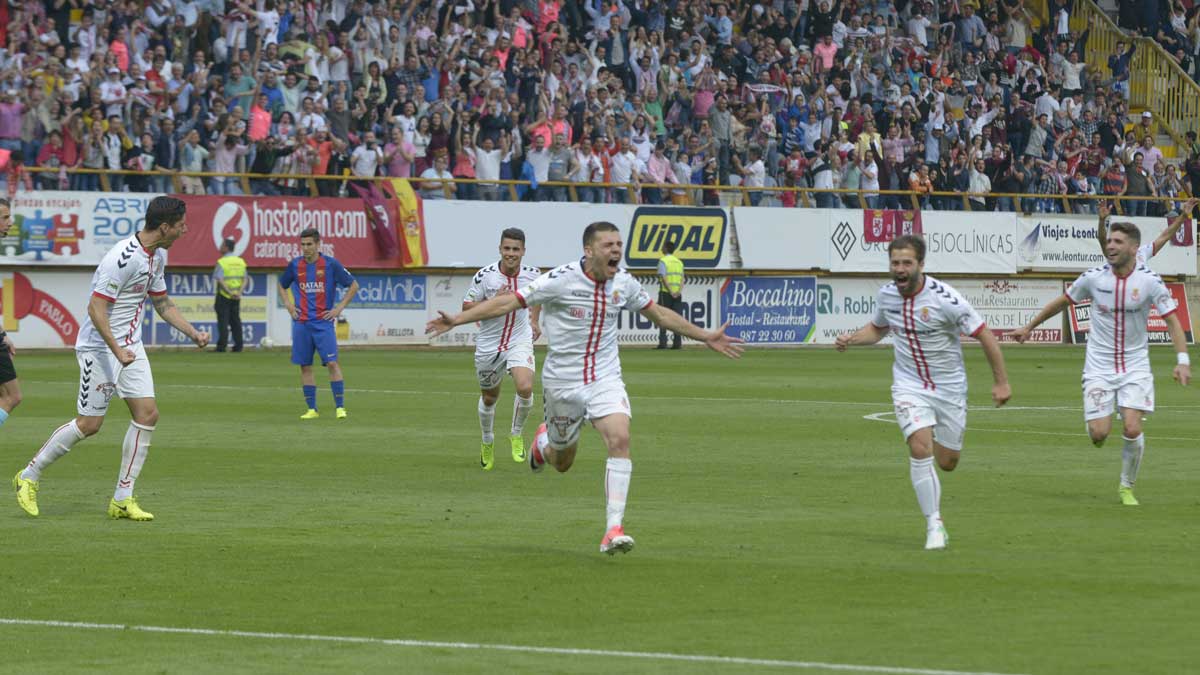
[279,254,356,323]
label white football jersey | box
[463,262,541,354]
[77,235,167,352]
[871,275,986,400]
[516,260,653,387]
[1066,264,1177,376]
[1136,242,1153,265]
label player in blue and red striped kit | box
[278,227,360,420]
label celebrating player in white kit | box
[464,228,542,470]
[12,196,210,520]
[1096,198,1196,265]
[428,221,744,554]
[837,235,1012,550]
[1013,221,1190,506]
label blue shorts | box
[291,320,339,366]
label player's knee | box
[1123,420,1143,438]
[1,389,21,411]
[938,455,959,472]
[135,407,160,428]
[516,384,533,399]
[553,447,576,472]
[75,416,104,437]
[481,390,499,406]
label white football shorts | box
[474,343,536,389]
[892,388,967,451]
[76,344,156,416]
[542,379,631,449]
[1082,371,1155,421]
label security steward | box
[656,240,685,349]
[213,238,247,352]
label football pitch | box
[1,346,1197,674]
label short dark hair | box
[144,196,186,231]
[500,227,525,244]
[300,227,320,242]
[662,240,677,254]
[889,234,926,262]
[221,237,237,252]
[583,221,619,247]
[1109,221,1142,243]
[0,197,9,208]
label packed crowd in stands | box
[3,0,1200,212]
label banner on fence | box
[4,192,158,266]
[147,271,270,346]
[720,276,818,344]
[863,209,922,243]
[0,271,81,345]
[421,201,736,269]
[1067,281,1193,345]
[169,195,404,269]
[1017,214,1196,274]
[830,211,1015,274]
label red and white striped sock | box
[114,421,154,502]
[23,420,86,481]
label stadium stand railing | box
[18,165,1186,215]
[1072,0,1200,152]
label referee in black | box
[0,198,22,429]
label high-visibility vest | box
[216,255,247,299]
[659,254,684,295]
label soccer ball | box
[259,336,275,349]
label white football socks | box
[23,420,86,481]
[511,394,533,436]
[605,457,632,530]
[909,456,942,528]
[1120,434,1145,488]
[478,397,496,443]
[114,421,154,501]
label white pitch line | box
[0,617,1032,675]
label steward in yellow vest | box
[656,242,685,349]
[213,238,246,352]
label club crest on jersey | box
[920,307,930,322]
[569,307,586,319]
[613,290,622,304]
[317,268,325,278]
[1131,288,1140,300]
[550,416,572,437]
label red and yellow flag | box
[385,179,429,268]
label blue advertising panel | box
[720,276,818,344]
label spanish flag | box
[385,179,429,268]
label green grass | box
[1,346,1198,674]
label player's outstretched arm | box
[151,294,210,348]
[1011,294,1072,343]
[1097,199,1110,252]
[1164,312,1191,386]
[640,303,745,358]
[975,326,1012,407]
[834,322,888,351]
[426,293,524,338]
[1152,197,1198,256]
[88,294,136,365]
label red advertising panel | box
[170,195,405,269]
[1067,281,1193,345]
